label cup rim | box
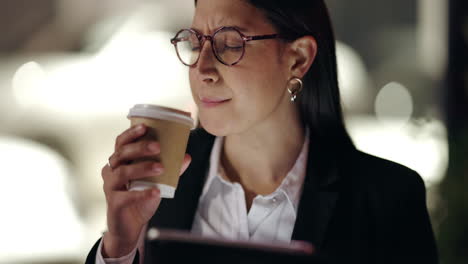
[128,104,194,127]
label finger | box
[290,240,315,254]
[109,188,161,210]
[107,162,164,190]
[109,140,161,169]
[102,165,114,194]
[115,124,147,151]
[102,163,112,181]
[179,154,192,175]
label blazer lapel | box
[291,140,342,250]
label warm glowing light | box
[12,61,47,108]
[375,82,413,126]
[0,137,84,261]
[336,42,370,112]
[346,116,448,186]
[11,32,191,116]
[417,0,448,79]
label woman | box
[86,0,438,263]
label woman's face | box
[189,0,295,136]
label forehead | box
[192,0,274,33]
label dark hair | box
[194,0,355,154]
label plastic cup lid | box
[128,104,194,127]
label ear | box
[287,36,317,79]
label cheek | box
[236,63,286,102]
[188,69,199,101]
[229,70,287,120]
[244,48,287,88]
[188,70,196,92]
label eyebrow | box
[191,25,250,34]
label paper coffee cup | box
[127,104,193,198]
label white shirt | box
[96,131,309,264]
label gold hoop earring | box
[287,77,303,102]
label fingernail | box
[148,142,159,152]
[152,164,163,173]
[135,124,144,132]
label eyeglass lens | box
[174,28,244,66]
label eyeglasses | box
[170,26,282,66]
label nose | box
[194,38,219,84]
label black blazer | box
[86,128,438,264]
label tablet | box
[144,228,324,264]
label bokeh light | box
[375,81,413,126]
[0,136,84,262]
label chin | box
[199,119,230,136]
[198,114,234,137]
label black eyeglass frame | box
[170,26,283,66]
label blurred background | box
[0,0,466,263]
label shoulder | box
[347,150,426,196]
[351,150,419,179]
[344,152,437,261]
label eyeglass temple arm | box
[245,34,281,41]
[171,37,187,44]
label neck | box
[221,108,305,194]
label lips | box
[199,96,231,108]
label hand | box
[101,124,191,257]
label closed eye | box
[221,45,242,52]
